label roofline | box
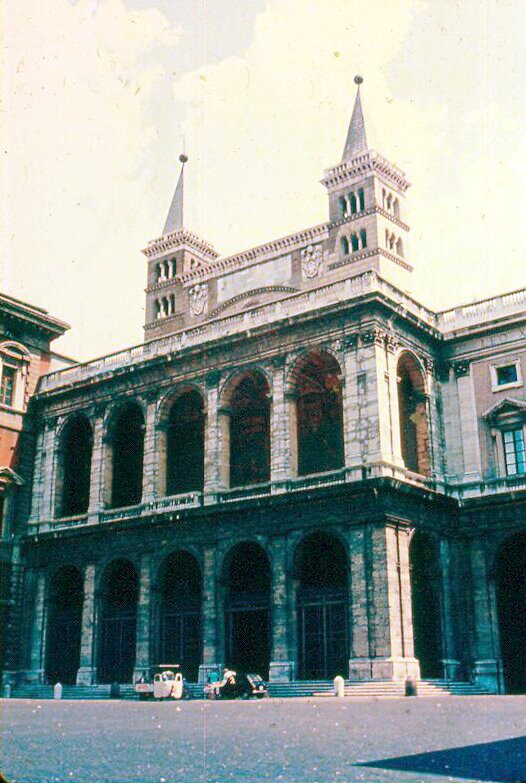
[1,292,70,337]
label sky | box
[3,0,525,361]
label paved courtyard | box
[2,696,526,783]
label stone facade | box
[4,83,526,695]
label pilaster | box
[270,357,291,488]
[76,565,97,685]
[439,538,461,680]
[454,361,482,482]
[133,553,152,682]
[141,396,158,503]
[269,536,294,682]
[341,335,362,470]
[88,413,105,523]
[199,545,221,683]
[26,569,47,683]
[41,419,58,520]
[470,539,500,693]
[203,371,221,503]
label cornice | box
[177,222,329,286]
[142,229,219,261]
[330,205,410,233]
[321,149,411,193]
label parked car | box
[217,672,268,700]
[135,665,186,700]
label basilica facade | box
[5,82,526,694]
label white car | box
[135,665,186,700]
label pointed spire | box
[342,75,368,161]
[163,152,188,235]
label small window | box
[496,365,518,386]
[358,188,365,211]
[340,236,349,255]
[503,429,526,476]
[1,366,16,406]
[351,233,359,252]
[360,229,367,249]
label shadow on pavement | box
[356,735,526,782]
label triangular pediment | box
[483,397,526,424]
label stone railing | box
[37,271,439,395]
[438,287,526,332]
[453,473,526,501]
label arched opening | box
[293,350,344,476]
[350,233,359,252]
[45,566,83,684]
[224,542,270,677]
[157,552,202,681]
[396,237,404,257]
[228,372,270,487]
[155,300,161,319]
[360,229,367,249]
[295,533,349,679]
[339,196,348,218]
[340,236,349,256]
[410,531,442,678]
[358,188,365,211]
[166,390,204,495]
[57,415,93,517]
[349,192,357,214]
[98,559,138,683]
[110,403,144,508]
[397,353,431,476]
[497,532,526,693]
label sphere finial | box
[354,75,363,86]
[179,153,188,164]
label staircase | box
[9,679,490,700]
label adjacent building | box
[5,80,526,694]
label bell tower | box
[323,76,412,291]
[142,154,218,339]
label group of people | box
[206,668,237,699]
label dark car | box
[219,672,268,700]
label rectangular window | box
[0,366,16,406]
[496,364,518,386]
[503,428,526,476]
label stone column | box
[385,338,404,468]
[439,538,461,680]
[199,545,221,683]
[348,525,371,679]
[76,565,97,685]
[269,536,294,681]
[270,357,291,489]
[141,395,158,503]
[203,371,222,504]
[356,329,393,469]
[341,335,362,473]
[41,418,59,520]
[366,524,419,680]
[88,412,105,524]
[425,360,444,480]
[470,538,500,693]
[26,570,47,683]
[29,425,45,524]
[454,361,482,482]
[133,553,152,682]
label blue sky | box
[4,0,525,360]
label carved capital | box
[342,334,358,351]
[92,401,107,418]
[385,333,399,353]
[360,327,386,347]
[205,369,221,389]
[453,360,470,378]
[44,415,58,431]
[142,388,159,405]
[423,356,436,374]
[268,355,286,370]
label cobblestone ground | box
[2,696,526,783]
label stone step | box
[10,679,491,700]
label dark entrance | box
[110,403,144,509]
[158,552,202,682]
[293,350,344,476]
[58,415,93,517]
[497,532,526,693]
[98,559,138,683]
[225,543,270,677]
[45,566,83,684]
[409,531,442,678]
[397,352,430,476]
[166,391,204,494]
[296,533,349,679]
